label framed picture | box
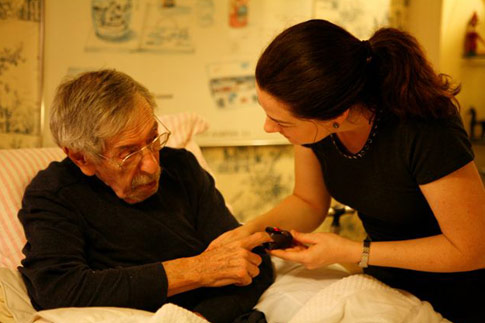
[0,0,43,148]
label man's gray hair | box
[50,69,156,155]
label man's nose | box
[138,149,159,174]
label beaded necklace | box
[330,111,381,160]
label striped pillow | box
[0,148,65,268]
[0,113,210,269]
[160,112,211,171]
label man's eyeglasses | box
[97,117,171,170]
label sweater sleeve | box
[176,149,240,245]
[174,150,274,322]
[192,249,274,323]
[18,188,168,312]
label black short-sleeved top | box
[18,148,273,323]
[305,111,485,322]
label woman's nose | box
[264,117,280,133]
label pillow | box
[0,267,208,323]
[0,148,65,268]
[0,112,211,269]
[159,112,211,172]
[255,257,350,323]
[0,267,36,323]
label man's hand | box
[197,232,271,286]
[164,232,271,296]
[207,225,254,250]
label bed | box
[0,113,449,322]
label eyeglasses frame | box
[96,116,171,170]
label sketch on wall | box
[87,0,195,53]
[43,0,406,147]
[207,61,256,109]
[0,0,42,148]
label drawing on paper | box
[196,0,214,27]
[207,61,257,109]
[92,0,133,41]
[229,0,248,28]
[86,0,194,53]
[314,0,390,39]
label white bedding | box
[31,304,208,323]
[1,259,450,323]
[288,274,450,323]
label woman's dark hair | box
[255,19,460,120]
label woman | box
[211,19,485,322]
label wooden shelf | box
[462,55,485,66]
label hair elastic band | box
[362,40,373,62]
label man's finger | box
[247,263,260,279]
[247,251,262,266]
[240,231,272,250]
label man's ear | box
[63,147,97,176]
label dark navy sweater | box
[18,147,273,323]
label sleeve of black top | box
[178,149,241,245]
[407,115,474,185]
[177,150,274,322]
[193,250,274,323]
[18,188,167,312]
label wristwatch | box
[358,239,371,268]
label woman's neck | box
[336,109,375,154]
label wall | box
[440,0,485,122]
[205,0,485,229]
[407,0,443,69]
[35,1,484,233]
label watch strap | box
[358,239,371,268]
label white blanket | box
[30,303,209,323]
[289,274,451,323]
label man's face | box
[93,95,162,204]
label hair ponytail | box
[255,20,459,121]
[368,28,460,119]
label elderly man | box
[18,69,273,322]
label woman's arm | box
[209,145,331,247]
[272,161,485,272]
[245,145,331,232]
[367,160,485,272]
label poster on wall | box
[43,0,402,147]
[0,0,43,149]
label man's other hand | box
[164,232,271,296]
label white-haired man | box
[18,69,273,323]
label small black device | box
[263,226,293,250]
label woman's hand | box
[269,230,360,269]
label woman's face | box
[256,84,335,145]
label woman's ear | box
[63,147,97,176]
[335,109,350,125]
